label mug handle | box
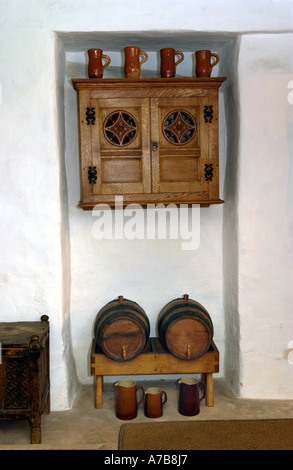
[174,51,184,67]
[102,54,111,70]
[199,382,206,401]
[139,51,148,66]
[161,391,167,406]
[210,53,219,68]
[136,385,145,407]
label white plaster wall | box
[237,34,293,398]
[0,30,78,409]
[0,0,292,409]
[222,38,241,395]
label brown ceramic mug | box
[178,377,205,416]
[160,48,184,78]
[195,50,219,77]
[144,387,167,418]
[88,49,111,78]
[124,46,148,79]
[115,379,144,420]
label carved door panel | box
[1,357,30,409]
[151,97,209,194]
[90,98,151,196]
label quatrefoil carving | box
[163,110,196,145]
[104,111,138,146]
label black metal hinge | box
[88,166,97,184]
[204,105,213,123]
[86,107,95,125]
[204,164,213,181]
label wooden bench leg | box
[202,373,214,407]
[29,414,41,444]
[95,375,103,408]
[30,425,41,444]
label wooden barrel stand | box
[91,337,219,409]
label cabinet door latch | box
[152,142,159,151]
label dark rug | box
[118,419,293,450]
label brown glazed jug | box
[88,49,111,78]
[124,46,148,79]
[144,387,167,418]
[195,50,219,77]
[178,377,205,416]
[160,48,184,78]
[115,379,144,420]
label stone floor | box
[1,379,293,450]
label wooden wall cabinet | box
[72,78,226,208]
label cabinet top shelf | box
[72,77,227,90]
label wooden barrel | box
[157,294,214,360]
[94,296,150,362]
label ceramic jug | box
[178,377,205,416]
[115,379,144,420]
[160,48,184,78]
[144,387,167,418]
[195,50,219,77]
[88,49,111,78]
[124,46,148,79]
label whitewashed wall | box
[0,0,292,410]
[236,34,293,398]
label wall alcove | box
[56,30,240,396]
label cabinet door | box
[90,98,151,196]
[151,96,212,195]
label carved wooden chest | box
[0,315,50,444]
